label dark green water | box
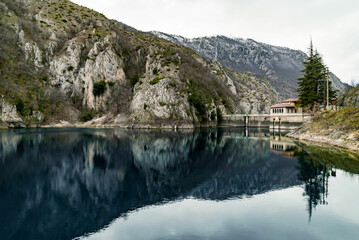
[0,128,358,240]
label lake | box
[0,128,359,240]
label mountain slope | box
[151,32,348,99]
[0,0,279,128]
[338,84,359,107]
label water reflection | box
[294,144,359,222]
[0,128,358,240]
[297,156,329,220]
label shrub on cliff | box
[16,98,25,116]
[81,109,95,122]
[188,91,207,123]
[149,77,164,85]
[93,81,106,96]
[130,74,139,88]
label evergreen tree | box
[297,41,337,109]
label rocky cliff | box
[338,84,359,107]
[151,32,349,99]
[0,0,279,128]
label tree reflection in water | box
[297,154,329,221]
[269,134,359,221]
[295,143,359,221]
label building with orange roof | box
[270,98,310,130]
[270,98,301,115]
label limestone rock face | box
[81,46,125,110]
[129,56,193,126]
[208,61,280,114]
[48,33,126,110]
[0,96,44,128]
[130,78,189,121]
[0,97,25,128]
[338,85,359,107]
[18,29,43,69]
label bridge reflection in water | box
[0,128,358,240]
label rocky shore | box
[287,108,359,152]
[287,127,359,152]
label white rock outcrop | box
[0,96,26,128]
[49,33,126,110]
[18,30,43,69]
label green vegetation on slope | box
[0,1,47,118]
[289,107,359,151]
[309,108,359,136]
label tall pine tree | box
[297,41,337,109]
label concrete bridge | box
[221,113,311,130]
[221,114,270,128]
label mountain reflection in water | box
[0,128,358,240]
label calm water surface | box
[0,128,359,240]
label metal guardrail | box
[229,113,249,117]
[224,114,270,118]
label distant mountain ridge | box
[151,31,348,99]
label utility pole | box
[322,67,328,108]
[326,67,329,109]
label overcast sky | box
[71,0,359,84]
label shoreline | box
[287,130,359,153]
[286,108,359,153]
[2,122,358,153]
[287,134,359,152]
[0,122,216,130]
